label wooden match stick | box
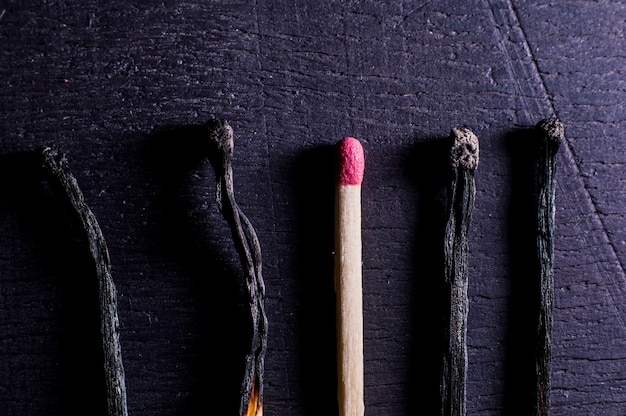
[441,128,479,416]
[335,136,365,416]
[534,117,562,416]
[41,146,128,416]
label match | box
[534,117,563,416]
[334,136,365,416]
[205,119,267,416]
[441,127,479,416]
[41,146,128,416]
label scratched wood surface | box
[0,1,624,415]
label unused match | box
[335,136,365,416]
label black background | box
[0,1,625,415]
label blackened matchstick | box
[441,128,479,416]
[534,117,563,416]
[335,136,365,416]
[205,119,267,416]
[40,146,128,416]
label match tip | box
[205,117,234,156]
[536,117,564,145]
[337,136,364,185]
[40,145,68,172]
[450,127,479,171]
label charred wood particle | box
[205,118,267,416]
[40,146,128,416]
[441,127,479,416]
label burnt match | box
[205,119,267,416]
[441,128,479,416]
[41,146,128,416]
[534,117,563,416]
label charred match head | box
[205,117,234,157]
[450,127,479,171]
[536,117,564,146]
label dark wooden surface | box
[0,1,624,415]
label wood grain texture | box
[0,1,624,415]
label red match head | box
[337,136,364,185]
